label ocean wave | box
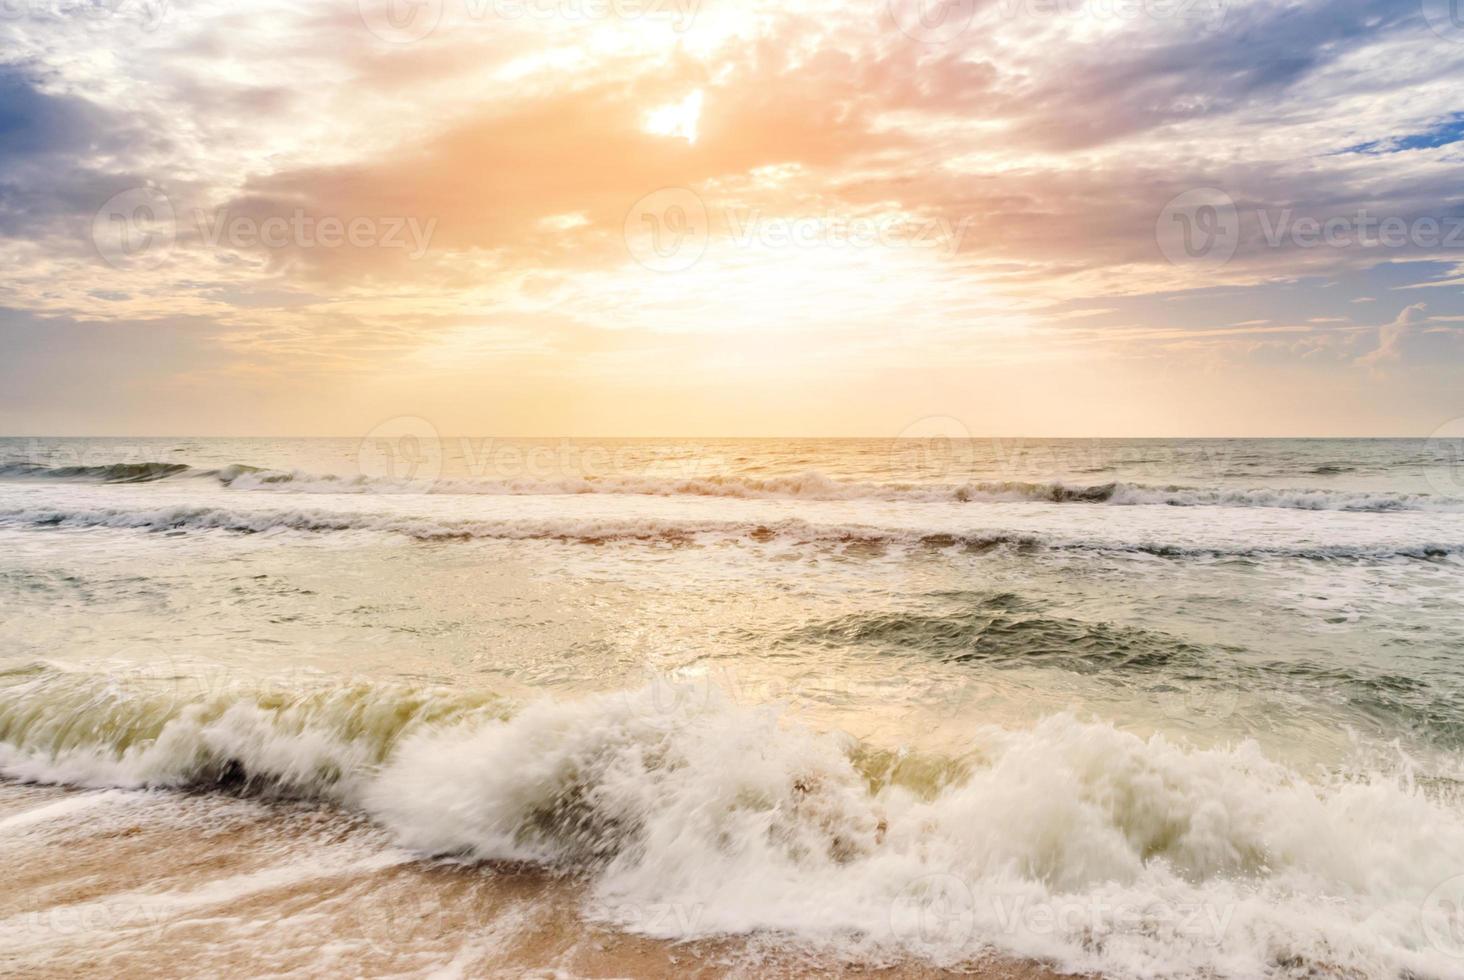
[2,504,1462,563]
[0,461,192,483]
[5,460,1463,512]
[0,667,505,795]
[1,669,1461,977]
[786,595,1464,741]
[787,593,1226,672]
[197,469,1464,512]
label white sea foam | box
[2,503,1461,562]
[0,844,402,956]
[7,460,1464,512]
[367,689,1464,977]
[2,675,1462,977]
[0,790,132,833]
[203,468,1464,512]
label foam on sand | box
[1,670,1461,977]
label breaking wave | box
[1,668,1462,977]
[157,470,1464,512]
[4,461,1463,512]
[2,504,1461,562]
[0,461,192,483]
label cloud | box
[1357,302,1464,366]
[0,66,167,242]
[5,0,1464,433]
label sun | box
[644,90,704,145]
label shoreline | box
[1,780,1082,979]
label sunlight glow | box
[644,90,704,145]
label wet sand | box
[0,781,1080,979]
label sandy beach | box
[2,780,1077,979]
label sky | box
[1,0,1463,436]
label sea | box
[3,434,1464,978]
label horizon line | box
[0,433,1451,441]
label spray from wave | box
[0,667,1461,977]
